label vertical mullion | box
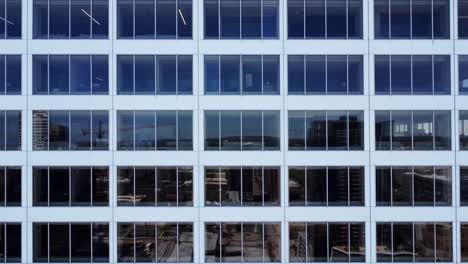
[90,223,93,261]
[68,56,71,94]
[347,167,350,206]
[3,56,6,94]
[346,0,348,38]
[390,223,394,262]
[303,55,306,94]
[90,0,93,38]
[261,0,264,38]
[91,167,94,206]
[304,166,307,206]
[133,223,136,263]
[240,111,243,150]
[47,56,50,94]
[325,56,328,94]
[176,167,179,206]
[218,0,221,39]
[389,55,392,95]
[175,0,178,38]
[433,166,436,206]
[68,167,71,206]
[432,55,435,94]
[326,167,329,206]
[410,56,413,94]
[325,111,328,150]
[346,56,349,94]
[132,111,136,151]
[303,0,305,38]
[389,111,393,150]
[218,167,221,205]
[133,167,136,206]
[240,223,244,262]
[90,111,93,150]
[47,223,50,262]
[218,111,221,150]
[47,0,50,38]
[175,56,179,94]
[154,0,157,39]
[389,0,392,38]
[261,56,264,94]
[154,111,157,151]
[90,56,93,94]
[240,167,243,206]
[68,0,71,39]
[412,222,415,262]
[240,0,242,38]
[154,55,157,94]
[47,168,50,206]
[176,223,179,262]
[68,111,71,150]
[324,0,328,38]
[303,111,306,150]
[410,111,414,150]
[176,111,179,150]
[133,0,136,38]
[132,56,136,94]
[411,166,414,206]
[240,56,243,94]
[390,167,393,206]
[261,111,264,150]
[155,166,157,206]
[432,111,435,150]
[347,111,350,150]
[68,224,71,262]
[410,0,412,38]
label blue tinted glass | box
[33,55,48,94]
[92,55,109,94]
[6,0,21,38]
[157,111,177,150]
[242,56,262,94]
[205,111,220,150]
[33,0,48,38]
[391,111,412,150]
[434,111,451,150]
[412,55,433,94]
[220,111,241,150]
[5,55,21,94]
[412,111,433,150]
[178,111,193,150]
[348,0,362,38]
[460,56,468,93]
[433,55,450,94]
[156,0,176,38]
[327,0,346,38]
[91,111,109,150]
[263,111,280,149]
[157,55,177,94]
[70,111,91,150]
[327,111,348,150]
[327,55,347,93]
[375,111,391,150]
[178,56,193,94]
[71,0,91,38]
[135,111,155,150]
[375,55,390,94]
[348,55,363,94]
[433,0,449,39]
[374,0,389,38]
[220,56,240,93]
[262,0,278,38]
[288,56,305,94]
[305,0,325,38]
[459,0,468,38]
[117,111,134,150]
[70,56,91,94]
[0,0,4,38]
[306,55,325,93]
[412,0,431,38]
[117,0,134,38]
[306,111,326,149]
[92,0,109,38]
[221,0,240,38]
[242,111,262,150]
[205,56,219,94]
[288,0,304,38]
[0,56,4,93]
[49,55,69,94]
[5,111,21,150]
[50,0,70,38]
[49,111,70,150]
[117,56,134,94]
[135,55,155,94]
[135,0,155,38]
[242,0,261,38]
[178,0,192,38]
[263,56,279,94]
[0,112,4,149]
[288,111,305,150]
[390,0,410,38]
[391,55,411,93]
[204,0,219,38]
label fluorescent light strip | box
[81,9,101,26]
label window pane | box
[264,223,280,262]
[327,56,347,93]
[5,111,21,150]
[376,223,392,262]
[156,0,176,38]
[5,55,21,94]
[156,111,177,150]
[306,55,326,93]
[92,0,109,38]
[326,0,346,38]
[393,223,414,262]
[71,224,91,262]
[33,111,49,150]
[135,223,155,262]
[49,111,69,150]
[157,167,177,206]
[49,167,69,205]
[328,223,349,262]
[33,55,48,94]
[117,111,134,150]
[92,111,109,150]
[178,167,193,206]
[221,168,241,206]
[413,167,434,206]
[205,111,220,150]
[289,167,305,206]
[135,111,155,150]
[49,224,70,262]
[178,223,194,262]
[117,224,135,262]
[0,56,4,94]
[49,0,70,38]
[0,112,4,150]
[349,223,365,262]
[220,0,240,38]
[242,0,261,38]
[6,0,21,38]
[242,56,262,94]
[390,0,411,38]
[435,223,452,262]
[462,224,468,262]
[435,167,451,206]
[288,0,304,38]
[71,0,91,38]
[412,55,433,94]
[306,167,326,205]
[220,111,241,150]
[349,167,364,205]
[220,56,240,94]
[205,0,219,38]
[205,223,221,262]
[117,0,134,38]
[5,168,20,206]
[289,223,306,262]
[92,168,109,206]
[306,0,325,38]
[135,167,155,205]
[157,56,177,94]
[221,223,241,262]
[306,111,326,150]
[178,56,193,94]
[135,0,155,38]
[392,111,412,150]
[414,223,434,262]
[33,167,48,206]
[33,224,48,262]
[1,169,7,205]
[5,223,21,262]
[118,167,134,206]
[391,55,411,94]
[70,111,91,150]
[327,111,348,150]
[288,56,305,94]
[33,0,49,38]
[263,0,279,38]
[434,111,451,150]
[348,55,363,94]
[328,167,349,206]
[392,167,413,206]
[348,0,362,38]
[70,56,91,94]
[349,111,364,150]
[307,223,327,262]
[71,167,91,206]
[433,0,449,38]
[205,56,220,94]
[135,55,155,94]
[0,0,4,38]
[263,55,279,94]
[242,111,262,150]
[178,111,193,150]
[156,223,177,262]
[289,111,305,150]
[433,55,450,94]
[375,111,391,150]
[412,111,434,150]
[178,0,192,38]
[205,168,220,205]
[92,224,109,262]
[49,55,69,94]
[242,167,263,206]
[460,0,468,38]
[117,55,134,94]
[263,167,280,205]
[242,223,263,262]
[376,167,391,206]
[460,111,468,150]
[375,55,390,94]
[412,0,432,38]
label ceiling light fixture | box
[81,9,101,26]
